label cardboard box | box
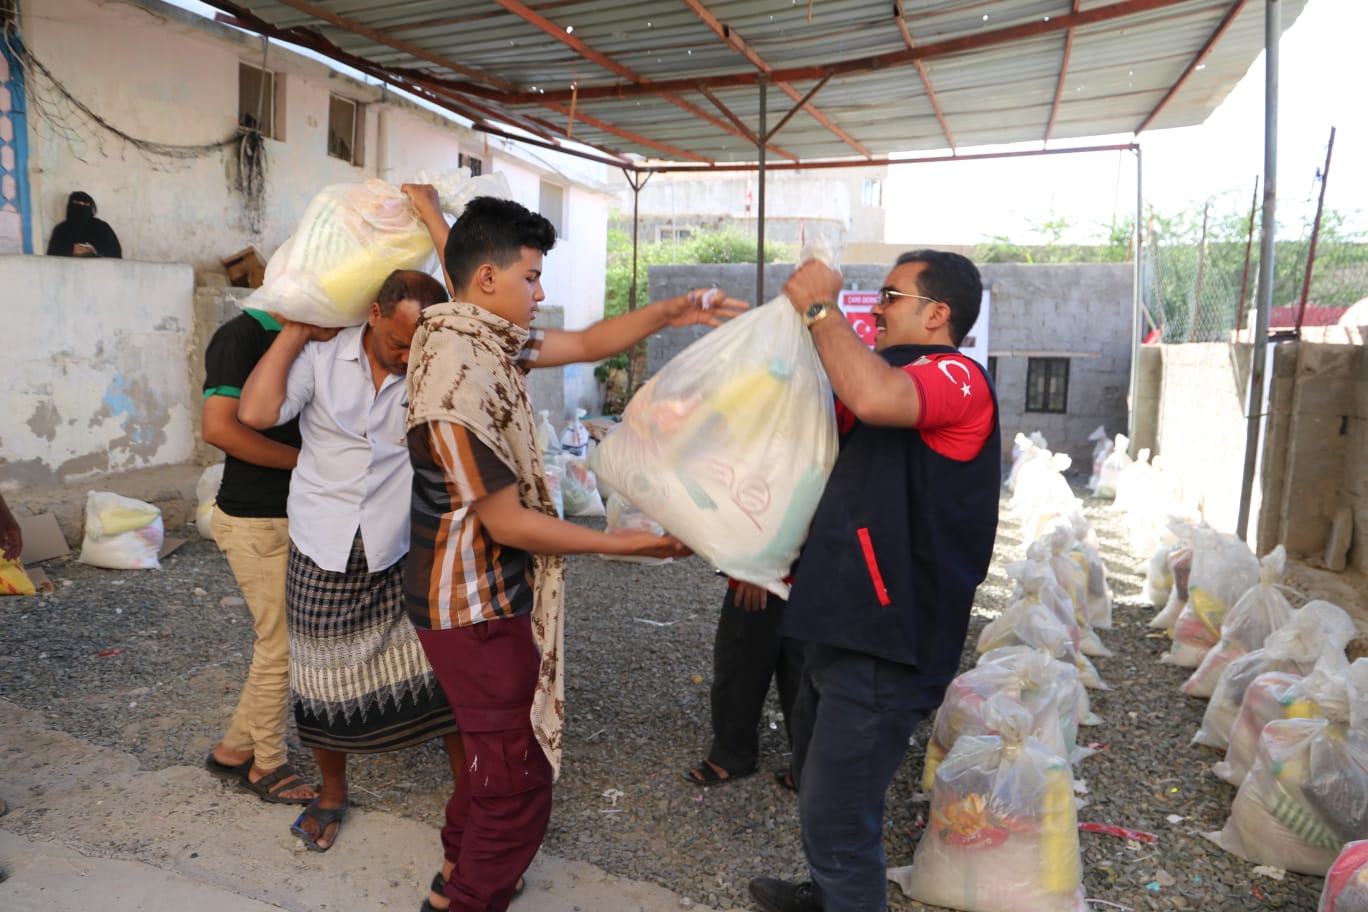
[17,513,70,564]
[221,247,266,288]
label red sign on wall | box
[839,290,880,347]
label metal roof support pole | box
[624,167,653,390]
[1236,0,1280,542]
[755,78,768,305]
[1127,145,1143,452]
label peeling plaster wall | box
[0,256,195,488]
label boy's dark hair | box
[443,196,557,291]
[893,249,984,347]
[376,269,448,316]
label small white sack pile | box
[78,491,164,570]
[592,294,838,596]
[893,696,1087,912]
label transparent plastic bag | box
[245,170,510,326]
[590,293,837,596]
[560,407,591,458]
[1193,600,1357,750]
[599,492,671,565]
[1206,714,1368,875]
[1149,535,1192,631]
[922,646,1088,791]
[1163,525,1261,667]
[1007,432,1047,493]
[1183,546,1296,696]
[1040,529,1110,657]
[196,462,225,541]
[1320,840,1368,912]
[1086,425,1111,493]
[78,490,163,570]
[1093,434,1131,499]
[977,596,1106,691]
[561,455,605,517]
[1067,510,1113,630]
[894,697,1086,912]
[1144,542,1180,609]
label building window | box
[657,226,693,243]
[327,94,362,165]
[458,153,484,176]
[986,356,998,385]
[1025,357,1069,413]
[540,180,565,238]
[861,178,882,207]
[238,63,280,139]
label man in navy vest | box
[749,251,1001,912]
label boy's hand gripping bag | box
[590,298,837,597]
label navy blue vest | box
[782,344,1001,678]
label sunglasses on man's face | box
[878,286,941,308]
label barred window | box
[1025,357,1069,413]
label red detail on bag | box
[856,528,891,606]
[944,825,1009,850]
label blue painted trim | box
[2,25,33,254]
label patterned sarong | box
[286,534,456,753]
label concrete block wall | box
[1349,347,1368,575]
[646,260,1134,473]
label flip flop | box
[422,870,525,911]
[291,798,348,852]
[204,752,253,782]
[680,762,756,787]
[240,762,316,805]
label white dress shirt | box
[276,325,412,573]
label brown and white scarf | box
[406,301,567,778]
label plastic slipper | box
[680,762,756,787]
[240,762,316,805]
[290,799,348,852]
[423,871,525,911]
[204,752,253,782]
[774,768,797,792]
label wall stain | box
[27,401,62,442]
[88,374,172,459]
[57,451,111,481]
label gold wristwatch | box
[803,301,835,328]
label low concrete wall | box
[647,260,1133,472]
[1,256,197,489]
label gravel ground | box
[0,490,1328,911]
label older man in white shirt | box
[240,267,456,853]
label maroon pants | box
[416,614,554,912]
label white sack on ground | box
[78,490,164,570]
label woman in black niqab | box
[46,191,123,258]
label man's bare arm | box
[202,395,299,469]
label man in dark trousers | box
[749,251,1001,912]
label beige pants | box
[213,511,291,771]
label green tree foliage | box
[603,227,791,319]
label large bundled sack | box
[591,298,837,596]
[196,462,225,541]
[1320,840,1368,912]
[1182,546,1297,697]
[1161,523,1259,665]
[1085,425,1111,492]
[78,491,164,570]
[1009,451,1079,543]
[1193,600,1357,750]
[1066,511,1113,630]
[1206,670,1368,876]
[1148,521,1194,631]
[1144,541,1182,609]
[559,455,606,517]
[978,594,1107,691]
[1035,532,1109,657]
[1212,655,1354,786]
[1092,433,1131,499]
[244,170,510,326]
[1007,431,1048,492]
[892,697,1086,912]
[921,646,1090,791]
[1110,448,1155,516]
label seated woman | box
[47,191,122,258]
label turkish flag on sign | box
[838,290,880,348]
[846,310,877,346]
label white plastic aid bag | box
[599,492,671,565]
[893,697,1086,912]
[1092,433,1131,499]
[1182,545,1296,697]
[560,408,591,458]
[590,297,837,596]
[1163,525,1261,667]
[196,462,225,541]
[977,595,1107,691]
[245,170,510,327]
[78,491,164,570]
[561,456,606,517]
[1320,840,1368,912]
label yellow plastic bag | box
[0,557,36,596]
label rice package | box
[196,462,225,541]
[1182,545,1296,697]
[1206,669,1368,876]
[893,697,1086,912]
[590,298,837,596]
[1163,525,1260,667]
[1193,600,1357,750]
[78,490,163,570]
[922,646,1088,791]
[1320,840,1368,912]
[1213,656,1353,786]
[245,169,510,326]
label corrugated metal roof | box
[201,0,1310,169]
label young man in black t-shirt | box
[201,309,316,804]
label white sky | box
[883,0,1366,246]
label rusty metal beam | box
[765,75,831,143]
[893,0,954,149]
[1134,0,1248,134]
[540,101,713,163]
[682,0,868,156]
[698,85,760,144]
[512,0,1197,104]
[1045,0,1084,142]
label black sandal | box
[204,752,253,782]
[681,761,755,787]
[290,799,348,852]
[422,870,525,911]
[240,763,316,805]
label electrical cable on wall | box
[2,25,267,232]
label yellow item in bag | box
[1039,764,1081,893]
[0,557,36,596]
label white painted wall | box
[0,256,195,488]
